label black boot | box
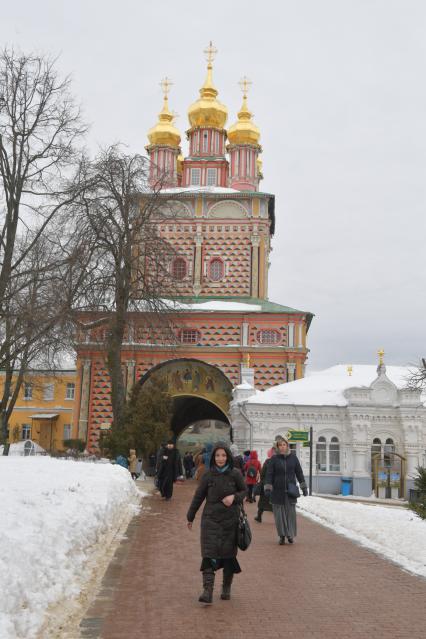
[221,572,233,600]
[287,537,294,544]
[254,510,262,523]
[279,536,285,545]
[198,569,215,604]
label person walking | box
[156,440,182,500]
[128,449,138,480]
[183,452,194,479]
[264,435,308,544]
[230,443,245,474]
[244,451,261,503]
[186,443,247,605]
[254,447,275,523]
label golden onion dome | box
[147,92,181,148]
[187,43,228,130]
[228,94,260,146]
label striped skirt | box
[272,496,297,538]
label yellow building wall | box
[0,371,78,451]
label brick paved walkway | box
[81,481,426,639]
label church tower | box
[73,43,313,453]
[146,78,181,187]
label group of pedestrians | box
[186,435,308,604]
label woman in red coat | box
[244,451,261,503]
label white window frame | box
[43,383,54,401]
[202,131,209,153]
[63,424,72,440]
[316,436,327,472]
[207,168,217,186]
[21,424,31,440]
[66,383,75,400]
[329,437,340,471]
[24,383,32,400]
[191,168,201,185]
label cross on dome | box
[204,41,217,66]
[160,77,173,98]
[239,76,252,98]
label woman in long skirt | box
[264,435,308,544]
[187,444,247,604]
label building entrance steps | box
[81,481,426,639]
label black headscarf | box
[209,443,234,470]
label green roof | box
[171,296,314,328]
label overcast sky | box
[1,0,425,370]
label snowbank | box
[0,457,141,639]
[298,497,426,578]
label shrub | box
[408,467,426,520]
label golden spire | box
[378,348,385,367]
[347,365,353,376]
[227,75,261,146]
[146,77,181,148]
[187,42,228,129]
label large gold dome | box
[147,95,181,148]
[187,62,228,130]
[228,95,260,146]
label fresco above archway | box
[139,358,233,417]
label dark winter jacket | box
[157,447,182,482]
[244,451,261,485]
[257,458,273,512]
[187,445,247,559]
[264,452,307,505]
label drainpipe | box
[239,403,253,451]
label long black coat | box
[187,467,246,559]
[264,452,306,505]
[257,458,273,512]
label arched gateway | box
[138,359,233,448]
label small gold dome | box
[228,95,260,146]
[187,53,227,130]
[147,95,181,148]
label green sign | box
[287,430,309,442]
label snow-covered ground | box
[0,457,142,639]
[298,497,426,578]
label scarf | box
[215,464,229,473]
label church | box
[73,44,313,452]
[231,354,426,498]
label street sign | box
[287,429,309,442]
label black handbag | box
[287,481,300,499]
[253,482,262,497]
[237,506,252,551]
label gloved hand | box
[302,487,308,497]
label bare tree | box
[70,145,179,431]
[407,358,426,390]
[0,48,86,439]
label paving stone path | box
[81,481,426,639]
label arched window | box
[180,329,201,344]
[172,258,187,281]
[257,329,281,345]
[316,436,327,472]
[384,438,395,467]
[209,258,224,281]
[329,436,340,471]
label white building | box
[230,362,426,498]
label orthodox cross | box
[378,348,385,366]
[160,77,173,97]
[204,41,217,65]
[239,75,252,98]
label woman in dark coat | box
[264,435,308,544]
[254,447,275,522]
[187,443,247,604]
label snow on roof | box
[236,381,255,390]
[161,186,240,195]
[247,364,416,406]
[167,299,263,312]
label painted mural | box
[143,359,233,416]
